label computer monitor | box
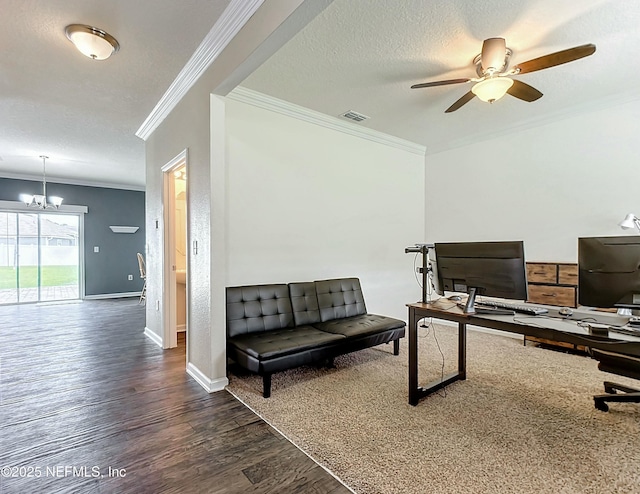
[578,236,640,309]
[434,241,528,313]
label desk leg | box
[458,322,467,380]
[408,309,468,406]
[408,307,420,406]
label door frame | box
[161,149,188,349]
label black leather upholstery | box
[289,282,321,326]
[229,326,344,360]
[226,284,294,338]
[226,277,406,397]
[315,278,367,322]
[313,313,405,338]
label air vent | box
[340,110,370,122]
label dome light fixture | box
[471,77,514,103]
[65,24,120,60]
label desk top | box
[408,297,640,355]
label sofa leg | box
[263,374,272,398]
[393,339,400,356]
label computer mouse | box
[559,307,574,317]
[448,295,462,301]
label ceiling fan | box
[411,38,596,113]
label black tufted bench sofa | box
[226,277,406,397]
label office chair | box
[137,252,146,305]
[589,347,640,412]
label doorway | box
[0,211,81,305]
[161,151,188,349]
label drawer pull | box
[542,293,557,297]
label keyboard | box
[475,300,549,316]
[456,303,514,315]
[609,326,640,337]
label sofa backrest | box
[226,284,294,338]
[315,278,367,322]
[289,282,321,326]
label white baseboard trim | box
[187,362,229,393]
[84,292,140,300]
[177,324,186,332]
[144,327,163,348]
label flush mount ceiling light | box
[20,156,63,209]
[65,24,120,60]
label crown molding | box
[228,87,427,156]
[136,0,265,141]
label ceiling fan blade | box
[514,43,596,74]
[445,91,476,113]
[411,78,470,89]
[481,38,507,73]
[507,79,543,102]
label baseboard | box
[144,327,163,348]
[186,362,228,393]
[84,292,140,300]
[177,324,186,332]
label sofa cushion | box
[289,282,321,326]
[315,278,367,322]
[226,284,294,338]
[313,314,405,338]
[229,326,345,360]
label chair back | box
[137,253,146,279]
[590,348,640,381]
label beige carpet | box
[227,325,640,494]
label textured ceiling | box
[2,0,639,190]
[0,0,229,189]
[242,0,640,155]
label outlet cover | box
[94,246,99,253]
[128,274,133,281]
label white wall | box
[225,98,425,320]
[143,0,323,388]
[425,97,640,262]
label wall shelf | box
[109,226,139,234]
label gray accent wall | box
[0,178,145,297]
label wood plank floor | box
[0,299,351,494]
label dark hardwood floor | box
[0,299,351,494]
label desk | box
[407,299,640,406]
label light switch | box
[94,246,99,253]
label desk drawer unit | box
[528,285,576,308]
[525,262,582,351]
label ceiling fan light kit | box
[65,24,120,60]
[411,37,596,112]
[471,77,514,103]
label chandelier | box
[20,156,63,209]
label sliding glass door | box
[0,212,18,304]
[0,211,80,304]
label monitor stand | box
[464,287,477,314]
